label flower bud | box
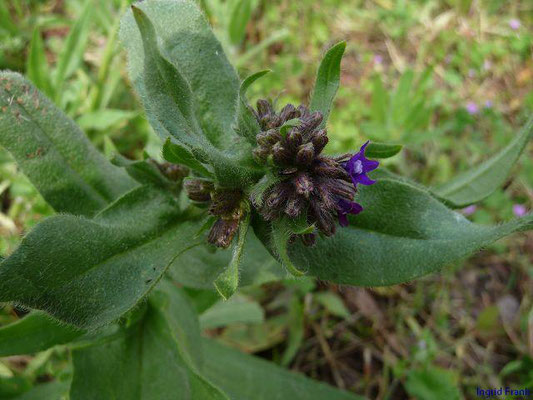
[300,111,323,133]
[286,129,303,149]
[184,179,213,202]
[293,172,314,198]
[285,195,304,218]
[256,99,273,119]
[272,142,292,165]
[311,129,328,154]
[209,189,243,218]
[278,104,300,123]
[208,218,239,248]
[296,142,315,166]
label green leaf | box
[202,338,364,400]
[76,109,137,131]
[11,381,70,400]
[168,230,282,289]
[0,72,137,217]
[214,212,250,300]
[271,218,307,277]
[0,312,83,357]
[70,286,228,400]
[162,138,213,178]
[199,295,264,329]
[54,0,92,98]
[228,0,253,45]
[433,117,533,207]
[279,118,300,137]
[131,5,202,148]
[120,0,240,149]
[111,154,178,190]
[405,367,462,400]
[26,29,51,97]
[0,186,203,329]
[309,41,346,128]
[256,178,533,286]
[364,142,403,159]
[235,70,270,144]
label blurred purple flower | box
[466,101,479,115]
[509,19,521,30]
[373,54,383,65]
[512,204,527,217]
[468,69,476,78]
[462,205,477,216]
[484,100,493,108]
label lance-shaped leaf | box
[0,72,137,217]
[228,0,253,45]
[309,41,346,128]
[234,70,270,144]
[255,178,532,287]
[0,186,204,329]
[434,117,533,208]
[0,312,84,357]
[131,6,202,148]
[70,284,228,400]
[120,0,240,149]
[364,142,403,159]
[202,338,364,400]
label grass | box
[1,0,532,398]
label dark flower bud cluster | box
[251,99,379,245]
[185,179,245,249]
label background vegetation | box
[0,0,532,398]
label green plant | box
[0,0,532,398]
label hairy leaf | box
[309,41,346,128]
[0,186,203,329]
[434,117,533,207]
[0,72,137,217]
[0,312,83,357]
[162,138,213,178]
[255,178,532,286]
[120,0,240,149]
[202,338,364,400]
[131,6,202,147]
[70,285,228,400]
[234,70,270,144]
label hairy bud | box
[184,179,214,202]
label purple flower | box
[466,101,479,115]
[337,198,363,227]
[373,55,383,65]
[461,205,477,216]
[484,100,493,109]
[509,19,521,30]
[513,204,527,217]
[343,141,380,186]
[336,141,379,226]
